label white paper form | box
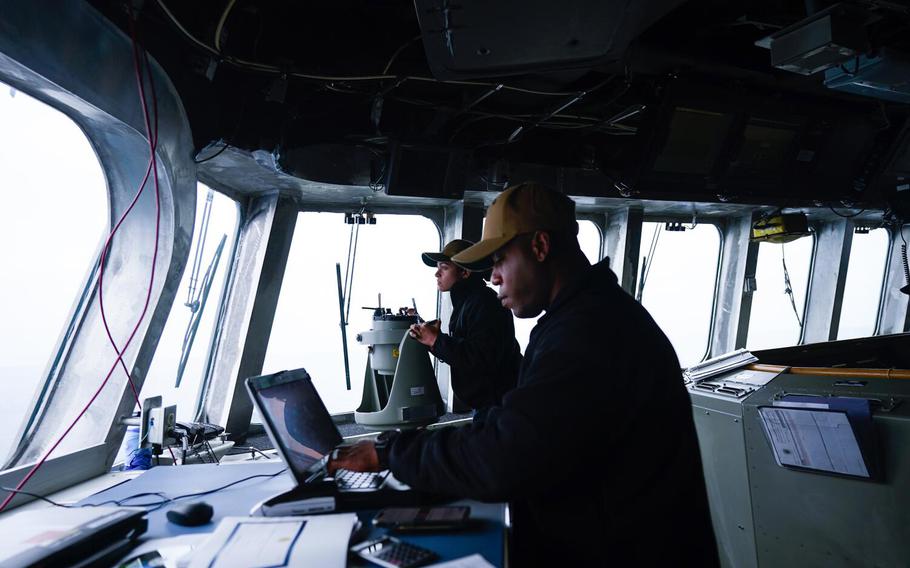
[184,513,357,568]
[428,553,497,568]
[759,407,869,477]
[114,534,205,568]
[212,520,304,568]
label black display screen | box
[247,370,343,481]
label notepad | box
[181,513,358,568]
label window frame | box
[744,229,817,350]
[0,0,197,507]
[0,86,114,469]
[192,199,244,420]
[871,227,894,337]
[259,205,445,421]
[3,247,105,469]
[576,214,605,263]
[797,228,819,345]
[142,184,244,423]
[637,217,724,365]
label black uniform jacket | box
[430,275,521,411]
[384,260,719,566]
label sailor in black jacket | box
[331,183,719,567]
[409,239,522,412]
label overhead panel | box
[414,0,686,80]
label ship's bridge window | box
[264,212,440,414]
[837,227,890,340]
[0,83,107,464]
[511,219,602,353]
[635,221,721,367]
[746,237,814,350]
[139,184,239,420]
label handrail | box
[747,364,910,380]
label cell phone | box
[373,506,471,531]
[351,535,438,568]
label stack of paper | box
[180,513,358,568]
[683,349,758,383]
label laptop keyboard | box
[335,468,389,490]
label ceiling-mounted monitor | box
[651,107,733,176]
[726,118,800,182]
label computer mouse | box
[166,501,214,527]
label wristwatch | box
[374,431,395,470]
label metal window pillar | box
[710,215,754,356]
[604,206,643,295]
[802,220,853,343]
[878,225,910,334]
[735,240,761,350]
[437,201,485,412]
[202,194,298,440]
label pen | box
[411,298,424,323]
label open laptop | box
[246,368,413,515]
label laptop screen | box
[246,369,343,482]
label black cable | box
[382,34,422,75]
[152,0,576,96]
[230,446,274,459]
[40,468,291,512]
[877,101,891,132]
[193,142,230,164]
[191,443,206,464]
[901,242,910,290]
[478,173,507,188]
[148,467,289,510]
[113,491,173,509]
[204,439,220,464]
[368,157,387,192]
[193,91,250,165]
[839,55,861,76]
[897,225,910,294]
[0,487,171,510]
[0,486,80,508]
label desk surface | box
[79,461,506,566]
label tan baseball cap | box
[451,182,577,268]
[421,239,475,267]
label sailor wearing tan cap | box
[409,239,521,414]
[332,182,719,567]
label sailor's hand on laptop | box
[408,320,440,348]
[328,440,381,474]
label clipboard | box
[758,405,873,479]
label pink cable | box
[98,42,160,407]
[0,16,163,513]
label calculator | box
[351,535,438,568]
